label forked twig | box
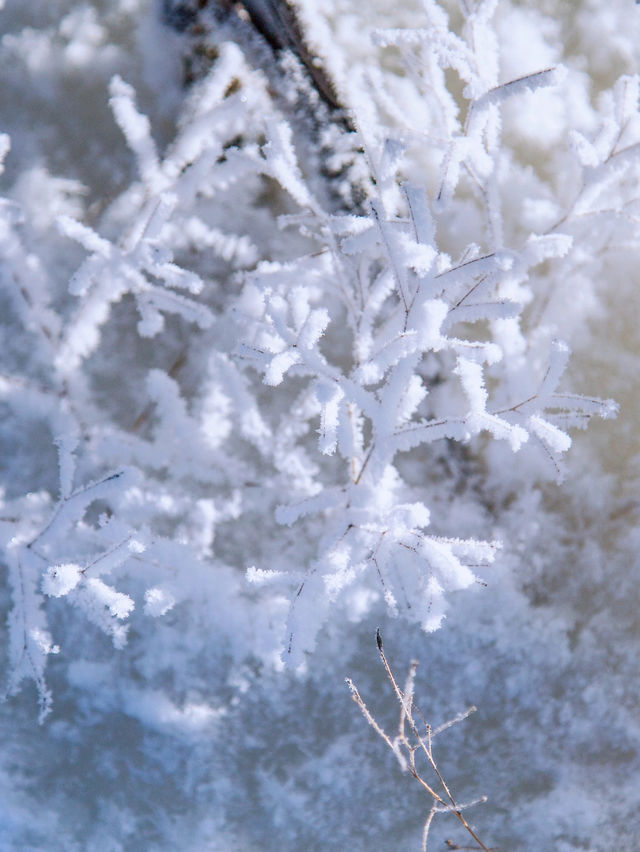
[346,631,494,852]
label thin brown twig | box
[346,631,492,851]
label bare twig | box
[346,631,492,851]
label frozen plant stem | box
[346,631,492,852]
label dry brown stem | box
[346,630,494,852]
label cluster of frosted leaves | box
[0,0,629,717]
[235,1,621,662]
[0,38,289,718]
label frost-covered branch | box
[0,0,630,718]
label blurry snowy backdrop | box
[0,0,639,849]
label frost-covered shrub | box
[1,0,638,848]
[0,0,625,713]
